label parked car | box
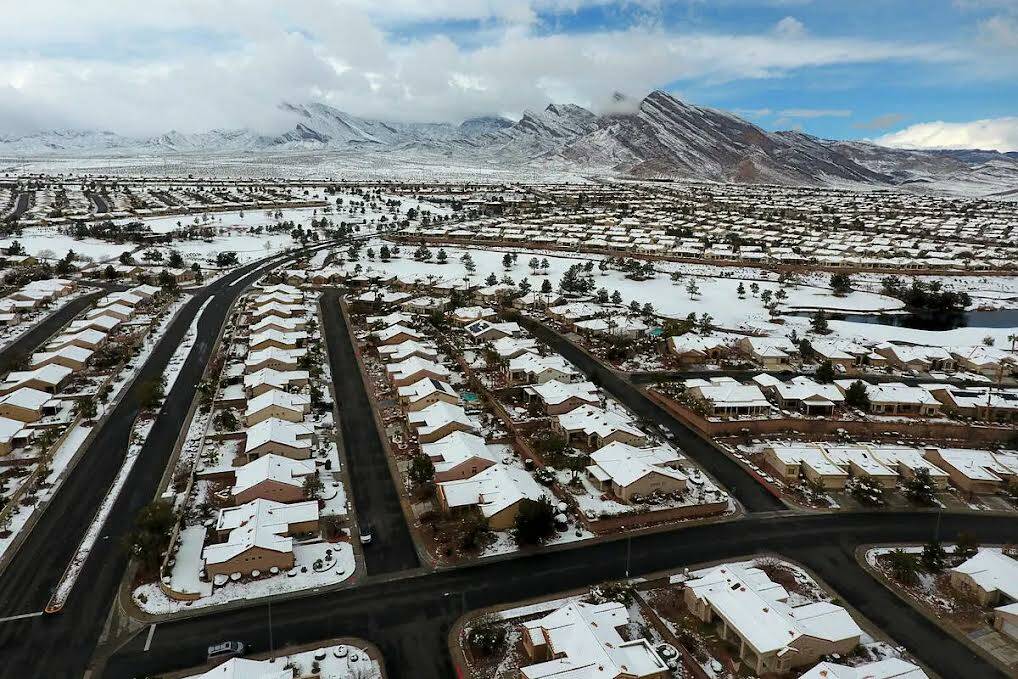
[208,641,245,663]
[359,523,374,545]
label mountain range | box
[2,90,1016,195]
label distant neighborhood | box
[0,175,1015,679]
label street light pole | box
[268,599,274,661]
[624,535,632,579]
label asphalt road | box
[320,290,420,575]
[2,192,31,222]
[102,511,1018,679]
[0,246,332,678]
[84,190,112,214]
[0,290,101,371]
[511,313,786,513]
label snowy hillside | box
[2,91,1017,196]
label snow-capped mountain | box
[2,91,1016,195]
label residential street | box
[101,511,1018,679]
[0,290,101,370]
[0,246,334,678]
[320,289,420,575]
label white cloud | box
[875,117,1018,152]
[0,1,972,135]
[774,16,807,38]
[979,14,1018,47]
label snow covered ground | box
[0,228,135,261]
[134,540,356,615]
[339,240,907,323]
[339,240,1018,350]
[180,642,381,679]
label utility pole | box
[624,535,632,579]
[268,599,274,661]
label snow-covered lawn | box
[0,228,137,262]
[134,539,356,615]
[180,642,381,679]
[339,241,909,325]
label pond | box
[823,308,1018,331]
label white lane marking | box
[0,611,44,623]
[144,623,157,651]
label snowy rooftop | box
[439,463,544,517]
[520,601,667,679]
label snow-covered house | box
[47,328,107,352]
[30,345,93,370]
[0,364,73,395]
[554,405,647,450]
[406,401,479,443]
[366,311,414,328]
[685,382,771,418]
[250,315,307,334]
[797,659,927,679]
[838,381,942,417]
[523,380,600,415]
[377,339,439,363]
[519,600,669,679]
[437,463,544,530]
[923,447,1018,495]
[244,389,311,426]
[489,336,539,361]
[875,344,954,372]
[243,368,310,398]
[229,454,316,505]
[421,430,500,482]
[244,347,307,374]
[69,313,122,334]
[924,384,1018,423]
[386,356,451,387]
[464,319,523,342]
[506,353,581,385]
[203,499,319,578]
[763,444,850,490]
[738,336,798,369]
[243,418,314,461]
[248,302,305,323]
[450,306,497,325]
[949,345,1015,377]
[372,324,423,346]
[397,377,459,411]
[248,329,308,352]
[667,334,729,365]
[0,387,53,423]
[683,564,862,674]
[586,442,686,501]
[573,316,649,339]
[768,376,845,416]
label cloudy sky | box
[2,0,1017,151]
